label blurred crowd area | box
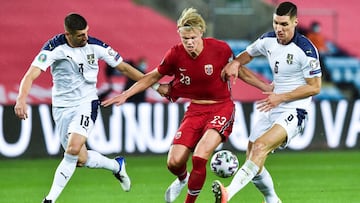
[1,0,359,105]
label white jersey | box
[246,31,322,111]
[31,34,123,107]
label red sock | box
[185,156,207,203]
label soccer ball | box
[210,150,239,178]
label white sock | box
[252,167,280,203]
[46,153,78,201]
[84,150,119,173]
[227,160,259,201]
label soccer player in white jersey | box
[14,13,149,203]
[212,2,322,203]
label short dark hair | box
[64,13,87,33]
[275,1,297,18]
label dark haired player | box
[212,2,322,203]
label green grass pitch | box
[0,150,359,203]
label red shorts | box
[172,99,235,150]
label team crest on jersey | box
[286,54,294,64]
[175,131,182,139]
[204,64,213,75]
[87,54,95,64]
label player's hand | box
[14,100,28,120]
[256,92,282,112]
[157,84,170,97]
[101,93,128,107]
[221,60,241,84]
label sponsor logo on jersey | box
[267,50,271,56]
[87,54,95,64]
[38,53,47,62]
[286,54,294,64]
[204,64,213,75]
[48,43,54,50]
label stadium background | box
[0,0,358,158]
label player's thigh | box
[256,124,287,151]
[248,112,272,143]
[193,129,222,159]
[68,100,99,139]
[53,106,77,149]
[273,109,305,148]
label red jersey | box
[157,38,234,102]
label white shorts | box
[52,100,100,149]
[249,108,308,148]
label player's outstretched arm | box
[256,77,322,112]
[101,69,163,107]
[115,61,144,81]
[14,66,42,119]
[238,66,273,92]
[101,92,128,107]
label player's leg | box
[74,99,131,192]
[165,107,199,203]
[185,129,223,203]
[252,167,280,203]
[225,125,287,201]
[44,132,86,202]
[245,142,280,203]
[77,145,131,191]
[165,144,191,202]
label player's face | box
[178,27,203,56]
[66,26,89,47]
[273,14,297,45]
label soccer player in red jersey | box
[102,8,271,203]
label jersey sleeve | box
[31,49,59,71]
[299,38,322,79]
[88,37,123,68]
[246,38,267,57]
[302,54,322,78]
[94,45,122,68]
[157,48,176,76]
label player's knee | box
[66,145,82,156]
[167,156,184,170]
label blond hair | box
[177,8,206,33]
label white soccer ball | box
[210,150,239,178]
